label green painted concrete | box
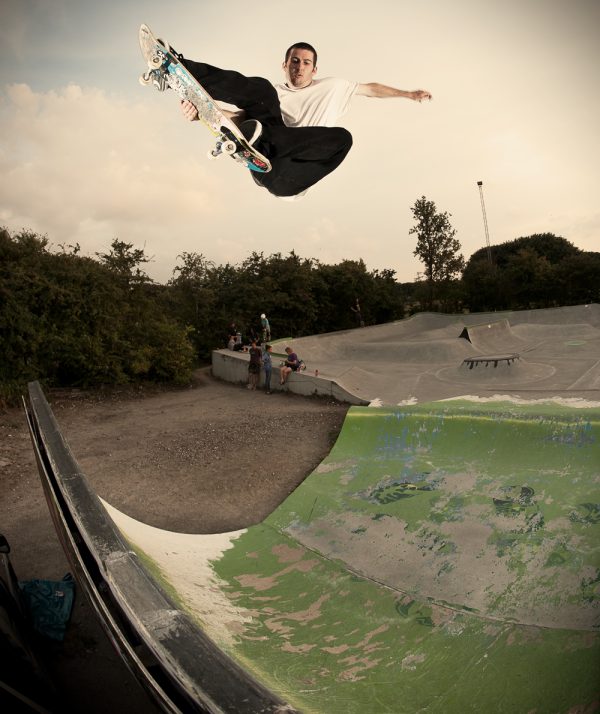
[116,400,599,712]
[213,526,597,713]
[268,401,600,629]
[209,401,600,712]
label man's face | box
[283,48,317,88]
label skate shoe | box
[239,119,263,147]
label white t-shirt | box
[275,77,359,128]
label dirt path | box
[1,371,349,712]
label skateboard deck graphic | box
[138,24,271,173]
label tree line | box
[1,198,598,401]
[407,196,600,313]
[0,229,405,401]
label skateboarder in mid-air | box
[169,40,431,199]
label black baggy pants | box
[181,59,353,197]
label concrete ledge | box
[211,349,369,405]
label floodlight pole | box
[477,181,493,265]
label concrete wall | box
[211,349,369,406]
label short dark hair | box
[284,42,317,67]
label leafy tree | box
[315,259,372,331]
[240,251,319,337]
[462,233,588,310]
[0,229,195,401]
[507,234,579,265]
[368,268,405,324]
[409,196,465,309]
[96,239,152,287]
[554,252,600,305]
[503,248,554,308]
[460,260,503,312]
[168,252,218,358]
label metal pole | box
[477,181,493,265]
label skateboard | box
[138,24,271,173]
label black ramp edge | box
[25,381,295,714]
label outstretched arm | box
[356,83,432,102]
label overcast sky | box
[1,0,598,284]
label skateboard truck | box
[139,38,170,89]
[209,139,237,160]
[139,68,169,91]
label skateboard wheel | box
[139,72,152,86]
[221,141,237,156]
[149,46,166,68]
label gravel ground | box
[1,369,349,712]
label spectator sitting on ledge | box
[280,346,300,384]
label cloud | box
[0,81,229,280]
[1,0,598,288]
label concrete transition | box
[212,303,600,405]
[27,305,600,713]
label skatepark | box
[26,304,600,712]
[213,303,600,405]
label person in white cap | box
[260,313,271,342]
